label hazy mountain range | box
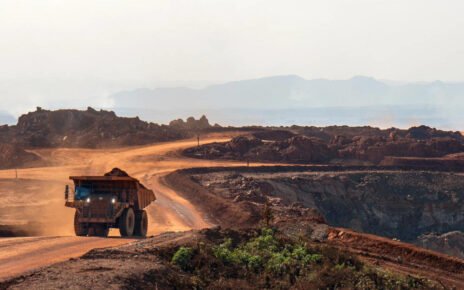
[1,75,463,129]
[110,75,464,129]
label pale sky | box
[0,0,464,115]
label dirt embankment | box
[326,228,464,288]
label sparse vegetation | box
[171,246,194,271]
[168,228,436,289]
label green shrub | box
[244,228,278,253]
[246,255,263,272]
[266,251,292,274]
[291,245,321,265]
[213,238,238,264]
[172,246,194,271]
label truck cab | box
[65,168,156,237]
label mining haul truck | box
[64,168,156,237]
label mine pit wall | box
[168,165,464,244]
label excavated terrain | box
[185,168,464,250]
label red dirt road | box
[0,134,253,280]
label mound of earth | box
[185,125,464,165]
[0,143,40,169]
[0,107,213,149]
[1,228,455,289]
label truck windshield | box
[75,186,91,200]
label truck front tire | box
[74,211,88,236]
[134,210,148,237]
[119,207,135,237]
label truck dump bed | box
[69,173,156,210]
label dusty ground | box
[0,132,262,280]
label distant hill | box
[109,75,464,129]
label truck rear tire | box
[119,207,135,237]
[134,210,148,237]
[74,211,88,236]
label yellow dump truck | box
[65,168,156,237]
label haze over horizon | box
[1,0,464,128]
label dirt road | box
[0,134,249,280]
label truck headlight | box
[111,197,116,204]
[86,197,91,203]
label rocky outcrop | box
[169,115,212,130]
[0,107,213,149]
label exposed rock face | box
[0,143,40,169]
[416,231,464,259]
[0,107,212,149]
[185,126,464,165]
[193,170,464,243]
